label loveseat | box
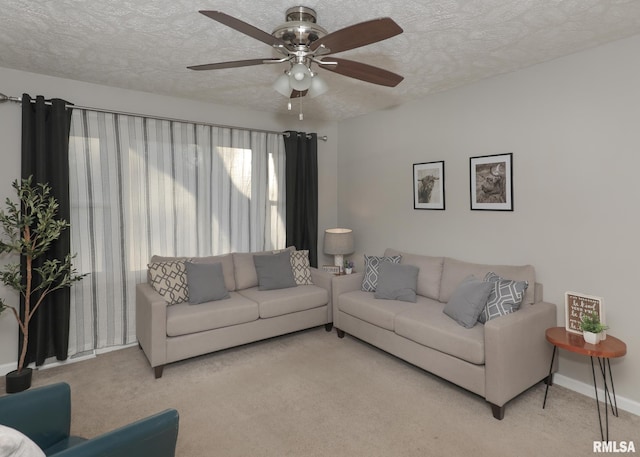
[332,248,557,419]
[136,248,332,378]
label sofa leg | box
[543,374,554,386]
[490,403,505,420]
[154,366,164,379]
[324,323,333,332]
[336,329,345,339]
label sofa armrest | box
[310,267,333,322]
[55,409,179,457]
[484,301,557,407]
[331,273,364,329]
[136,283,169,368]
[0,382,71,450]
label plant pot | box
[345,268,352,275]
[5,367,32,393]
[582,331,600,345]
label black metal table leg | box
[591,356,605,442]
[542,345,557,409]
[607,358,619,417]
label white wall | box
[337,35,640,407]
[0,66,339,372]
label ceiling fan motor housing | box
[272,6,327,47]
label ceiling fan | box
[187,6,404,100]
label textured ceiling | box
[2,1,640,121]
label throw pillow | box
[443,275,493,328]
[0,424,46,457]
[253,250,297,291]
[374,262,419,302]
[185,261,230,304]
[361,255,402,292]
[147,260,189,305]
[290,250,313,285]
[478,272,529,323]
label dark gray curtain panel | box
[284,131,318,267]
[20,94,74,366]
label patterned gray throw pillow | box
[479,272,529,323]
[361,255,402,292]
[148,260,189,305]
[290,250,313,285]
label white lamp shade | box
[289,63,312,91]
[273,74,291,97]
[308,74,328,98]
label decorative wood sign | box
[565,291,604,334]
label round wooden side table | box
[542,326,627,441]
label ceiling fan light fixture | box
[289,63,312,91]
[273,73,291,96]
[308,74,328,98]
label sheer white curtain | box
[67,110,286,354]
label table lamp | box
[324,228,354,270]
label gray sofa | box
[332,248,557,419]
[136,250,333,378]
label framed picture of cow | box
[470,153,513,211]
[413,161,445,210]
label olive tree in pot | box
[0,177,85,393]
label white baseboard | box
[554,374,640,417]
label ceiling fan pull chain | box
[299,97,303,121]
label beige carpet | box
[2,327,639,456]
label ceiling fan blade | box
[199,11,287,48]
[310,18,402,54]
[321,58,404,87]
[188,58,281,71]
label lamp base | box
[334,254,344,272]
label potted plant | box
[0,177,85,393]
[343,260,354,275]
[580,311,608,345]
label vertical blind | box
[67,110,286,354]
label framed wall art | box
[565,292,604,335]
[470,153,513,211]
[413,161,445,210]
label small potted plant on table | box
[343,260,354,275]
[580,312,608,345]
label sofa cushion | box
[147,260,189,305]
[384,249,444,300]
[151,253,236,292]
[185,261,230,304]
[238,285,328,319]
[290,250,313,285]
[166,292,259,336]
[374,262,419,302]
[439,257,536,305]
[338,290,423,331]
[478,272,529,323]
[233,247,295,290]
[253,251,297,290]
[443,275,493,328]
[361,255,402,292]
[395,299,486,365]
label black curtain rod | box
[0,93,328,141]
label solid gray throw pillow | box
[253,250,297,290]
[185,261,230,304]
[374,262,419,302]
[443,275,493,328]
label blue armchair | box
[0,382,179,457]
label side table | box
[542,326,627,441]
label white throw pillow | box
[0,425,45,457]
